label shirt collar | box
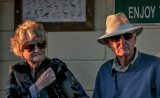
[112,48,139,72]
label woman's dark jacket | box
[5,58,89,98]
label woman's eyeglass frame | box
[24,41,46,52]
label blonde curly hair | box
[11,20,47,57]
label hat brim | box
[97,26,143,45]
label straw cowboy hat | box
[97,12,143,45]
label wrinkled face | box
[106,32,136,57]
[22,40,46,64]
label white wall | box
[1,0,160,97]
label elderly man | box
[93,13,160,98]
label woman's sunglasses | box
[24,41,46,52]
[109,33,133,42]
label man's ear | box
[104,38,111,48]
[133,33,137,44]
[106,43,111,48]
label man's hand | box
[35,68,56,93]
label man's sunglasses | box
[24,41,46,52]
[109,33,134,42]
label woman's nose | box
[33,45,40,52]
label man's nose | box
[119,36,125,43]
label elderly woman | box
[5,20,89,98]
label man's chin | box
[117,52,130,57]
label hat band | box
[106,24,133,35]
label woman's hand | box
[35,67,56,93]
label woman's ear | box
[21,52,24,58]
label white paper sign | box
[23,0,86,22]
